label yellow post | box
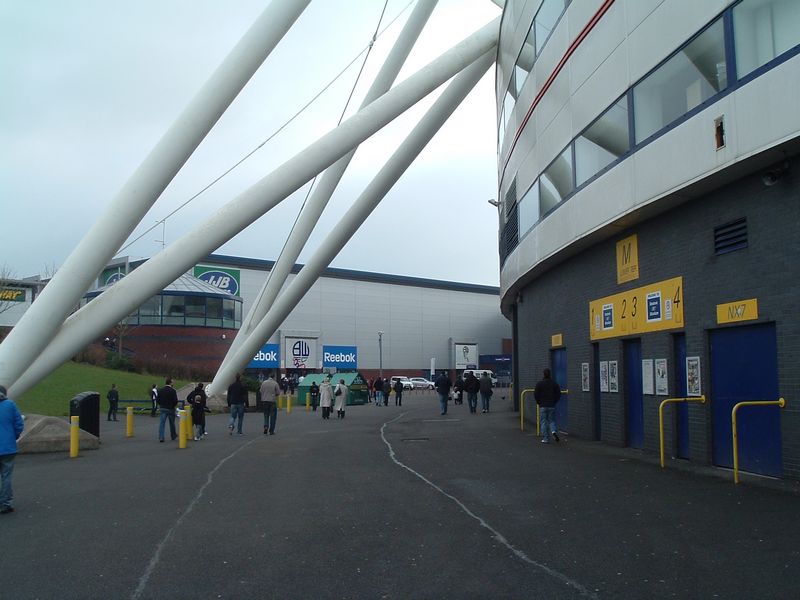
[658,396,705,468]
[126,406,134,438]
[306,392,311,411]
[69,415,79,458]
[178,410,187,449]
[186,406,193,439]
[287,394,292,414]
[536,405,540,436]
[519,388,535,432]
[732,398,785,484]
[277,395,283,411]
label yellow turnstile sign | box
[589,277,684,340]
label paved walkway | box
[4,393,799,599]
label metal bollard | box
[306,393,310,411]
[287,394,292,414]
[126,406,134,438]
[277,395,283,411]
[178,410,187,449]
[69,415,79,458]
[186,407,193,439]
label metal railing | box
[519,388,535,431]
[732,398,786,484]
[658,395,706,468]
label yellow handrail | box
[519,389,535,431]
[658,395,705,468]
[732,398,786,484]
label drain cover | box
[401,437,430,442]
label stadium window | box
[633,18,727,143]
[734,0,800,79]
[539,146,574,216]
[575,96,630,186]
[518,178,540,237]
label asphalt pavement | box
[3,391,799,599]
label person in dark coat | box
[434,372,452,415]
[479,373,493,413]
[150,384,158,417]
[382,379,391,406]
[463,372,480,414]
[157,378,179,442]
[534,368,562,444]
[454,375,464,405]
[310,381,320,411]
[373,377,384,406]
[393,378,404,406]
[187,383,207,438]
[106,383,119,421]
[227,373,247,435]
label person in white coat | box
[334,379,349,419]
[319,377,334,420]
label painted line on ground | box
[380,412,598,599]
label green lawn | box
[16,362,190,416]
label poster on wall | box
[655,358,668,396]
[284,337,317,370]
[599,361,609,392]
[581,363,590,392]
[454,343,478,370]
[642,359,655,395]
[686,356,701,396]
[608,360,618,393]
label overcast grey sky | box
[0,1,502,286]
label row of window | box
[81,294,243,328]
[499,0,571,150]
[500,0,800,264]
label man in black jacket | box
[464,372,480,414]
[434,372,452,415]
[227,373,247,435]
[534,368,561,444]
[157,378,179,442]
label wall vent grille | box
[714,218,747,255]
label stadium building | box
[497,0,800,479]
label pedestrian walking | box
[464,372,479,413]
[534,368,562,443]
[259,373,280,435]
[150,383,158,417]
[106,383,119,421]
[454,375,464,405]
[373,376,383,406]
[310,381,320,411]
[479,372,494,413]
[434,372,452,415]
[189,393,206,441]
[227,373,247,435]
[334,379,349,419]
[382,378,391,406]
[0,385,24,515]
[187,383,208,435]
[393,378,404,406]
[319,377,334,419]
[157,378,179,442]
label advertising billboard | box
[285,337,317,370]
[322,345,358,369]
[247,343,280,369]
[193,265,241,296]
[454,342,478,370]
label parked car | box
[409,377,435,390]
[390,376,414,390]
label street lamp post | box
[378,331,384,379]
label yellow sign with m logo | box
[616,234,639,284]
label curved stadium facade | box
[497,0,800,479]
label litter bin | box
[69,391,100,438]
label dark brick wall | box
[124,326,235,373]
[515,155,800,479]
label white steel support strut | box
[9,18,500,397]
[219,0,439,373]
[0,0,310,389]
[209,49,495,394]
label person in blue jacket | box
[0,384,25,514]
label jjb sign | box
[247,344,280,369]
[323,346,358,369]
[193,265,241,296]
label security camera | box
[761,161,788,187]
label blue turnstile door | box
[551,348,568,432]
[710,324,781,477]
[624,339,644,449]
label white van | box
[461,369,497,386]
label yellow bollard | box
[178,410,187,449]
[277,395,283,411]
[186,406,193,439]
[69,415,80,458]
[287,394,292,414]
[306,392,310,411]
[126,406,134,438]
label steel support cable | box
[118,0,411,255]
